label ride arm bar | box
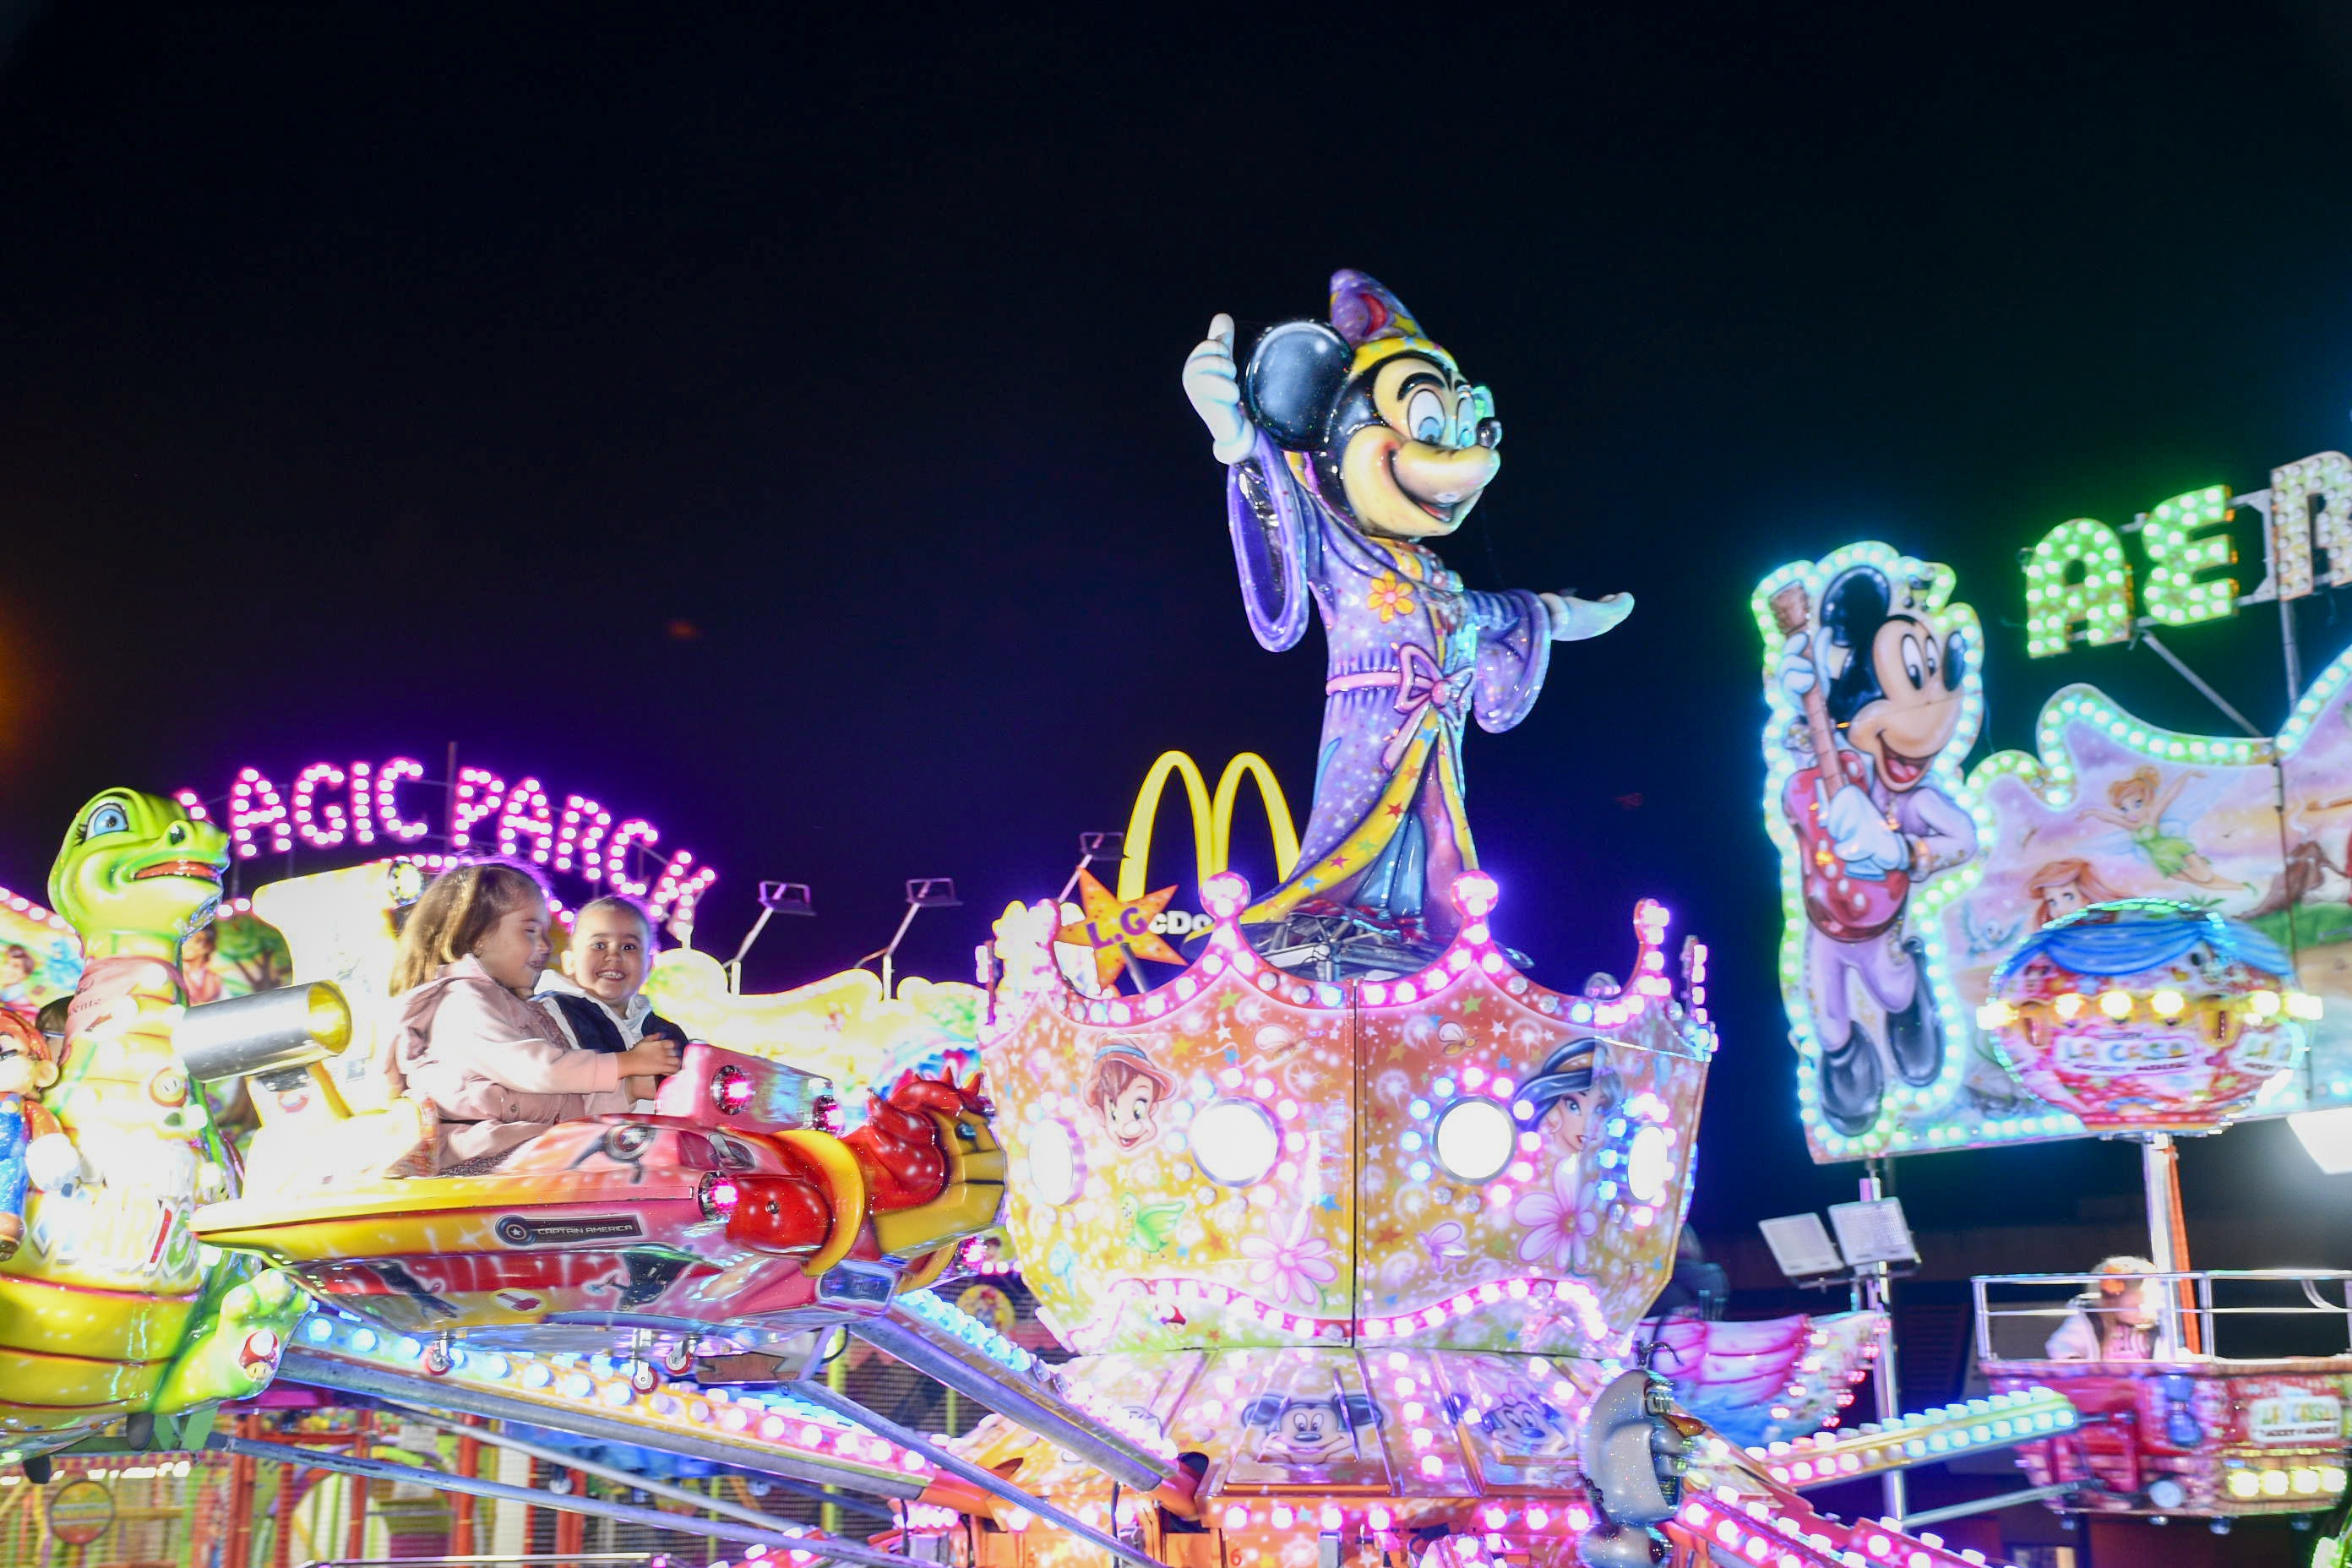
[384,1406,849,1540]
[852,1301,1175,1490]
[207,1433,911,1568]
[788,1372,1162,1568]
[277,1348,914,1511]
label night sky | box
[3,3,2351,1249]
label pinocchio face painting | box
[1085,1040,1175,1152]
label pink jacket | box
[385,957,629,1167]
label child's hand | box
[618,1036,683,1080]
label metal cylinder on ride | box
[176,983,354,1082]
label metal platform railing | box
[1974,1269,2352,1365]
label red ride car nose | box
[724,1174,834,1255]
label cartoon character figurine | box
[0,1010,75,1259]
[1184,273,1632,962]
[1576,1366,1701,1568]
[1771,566,1977,1136]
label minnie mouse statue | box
[1183,271,1631,967]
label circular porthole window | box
[1433,1097,1516,1183]
[1626,1124,1673,1202]
[1027,1119,1084,1206]
[1190,1098,1281,1187]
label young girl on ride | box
[383,863,680,1170]
[534,896,689,1107]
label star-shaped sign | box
[1055,869,1184,988]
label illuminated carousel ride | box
[0,268,2073,1568]
[855,267,2064,1568]
[0,793,1168,1567]
[1972,900,2352,1527]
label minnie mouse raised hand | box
[1183,272,1631,959]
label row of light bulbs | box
[1976,988,2321,1030]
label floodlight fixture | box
[865,878,961,994]
[1828,1196,1919,1268]
[1059,833,1126,901]
[727,880,814,994]
[1758,1211,1846,1282]
[2291,1108,2352,1175]
[758,881,815,916]
[906,878,961,909]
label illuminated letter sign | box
[190,756,715,919]
[2022,453,2352,656]
[2267,451,2352,600]
[2024,519,2132,656]
[1115,750,1302,902]
[2140,484,2237,626]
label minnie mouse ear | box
[1244,320,1352,451]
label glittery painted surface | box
[1227,430,1550,944]
[982,885,1711,1366]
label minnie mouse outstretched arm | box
[1539,590,1635,642]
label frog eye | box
[1406,388,1447,444]
[84,803,129,839]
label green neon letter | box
[2141,484,2237,627]
[2024,518,2132,657]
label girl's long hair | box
[388,861,548,994]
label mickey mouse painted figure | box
[1184,272,1631,964]
[1776,565,1976,1136]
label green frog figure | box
[0,790,308,1464]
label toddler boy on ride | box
[382,863,679,1171]
[534,896,689,1108]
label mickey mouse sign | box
[1757,536,2352,1161]
[1756,543,1984,1158]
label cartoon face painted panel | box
[1181,272,1633,956]
[1239,1392,1385,1466]
[1778,567,1979,1139]
[1448,1388,1576,1457]
[1085,1040,1173,1152]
